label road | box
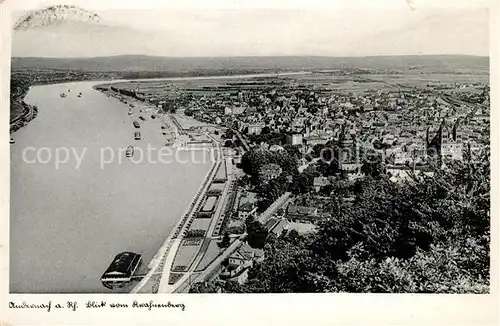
[174,191,292,293]
[174,233,247,293]
[156,132,225,293]
[235,130,250,152]
[257,192,292,224]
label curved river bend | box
[10,81,212,293]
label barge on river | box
[101,252,142,289]
[126,146,134,157]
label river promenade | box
[131,114,223,293]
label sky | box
[11,8,490,57]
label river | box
[10,80,213,293]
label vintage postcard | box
[1,0,498,325]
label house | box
[269,144,285,152]
[386,165,435,183]
[286,205,319,223]
[286,133,303,146]
[264,218,290,237]
[221,243,265,284]
[238,202,258,220]
[313,176,331,192]
[248,124,263,135]
[303,135,330,147]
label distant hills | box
[11,54,489,74]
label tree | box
[261,126,271,134]
[223,280,245,293]
[189,281,220,293]
[223,128,235,139]
[360,151,385,178]
[239,155,490,293]
[245,216,269,249]
[220,232,231,248]
[244,238,335,293]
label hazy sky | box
[11,8,489,57]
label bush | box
[185,229,206,238]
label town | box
[99,68,490,293]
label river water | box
[10,81,213,293]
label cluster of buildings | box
[185,78,489,177]
[174,77,490,291]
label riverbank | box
[10,88,38,134]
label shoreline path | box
[131,115,222,293]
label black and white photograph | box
[3,0,493,303]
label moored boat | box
[10,137,15,144]
[139,116,146,121]
[101,252,142,290]
[134,131,141,140]
[133,121,140,128]
[60,93,67,98]
[126,146,134,157]
[128,108,132,115]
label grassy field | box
[189,218,211,231]
[171,239,203,272]
[103,70,489,99]
[168,272,184,285]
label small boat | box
[161,126,166,130]
[77,92,83,98]
[151,115,156,120]
[129,104,135,108]
[68,89,71,92]
[134,131,141,140]
[101,252,142,290]
[139,116,146,121]
[60,93,67,98]
[128,108,132,115]
[133,121,140,129]
[126,146,134,157]
[10,138,15,144]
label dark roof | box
[264,218,279,230]
[269,219,289,236]
[287,205,318,216]
[102,252,141,277]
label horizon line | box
[12,53,490,60]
